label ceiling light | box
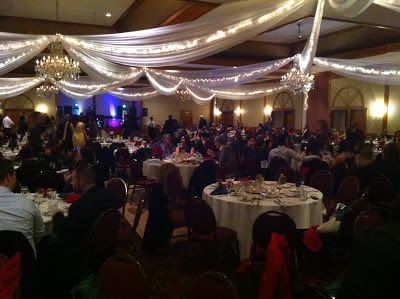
[106,13,111,17]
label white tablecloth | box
[2,151,17,160]
[202,182,323,260]
[143,159,199,188]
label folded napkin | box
[204,158,218,162]
[210,182,228,195]
[64,193,82,203]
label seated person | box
[154,134,174,157]
[208,134,238,170]
[338,195,400,299]
[0,159,44,257]
[54,164,119,251]
[193,132,213,157]
[241,137,258,178]
[16,147,52,192]
[175,134,193,155]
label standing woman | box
[62,114,73,151]
[69,114,86,148]
[86,115,98,140]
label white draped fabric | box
[60,0,307,67]
[299,0,325,74]
[314,53,400,86]
[0,33,50,76]
[0,77,44,99]
[374,0,400,12]
[327,0,374,17]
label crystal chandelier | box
[36,80,59,98]
[174,89,191,103]
[280,66,314,94]
[35,37,81,85]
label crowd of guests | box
[1,109,400,297]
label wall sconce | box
[264,106,272,115]
[371,100,387,119]
[37,104,48,113]
[235,107,243,115]
[214,108,221,116]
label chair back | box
[115,148,131,166]
[166,170,183,200]
[353,210,385,232]
[216,166,237,180]
[369,174,394,203]
[252,211,297,253]
[189,271,239,299]
[106,178,127,212]
[98,254,147,299]
[337,176,359,206]
[275,167,296,183]
[33,170,61,190]
[189,160,218,196]
[268,157,288,180]
[309,170,334,199]
[88,209,121,258]
[296,285,333,299]
[184,198,216,235]
[130,160,144,184]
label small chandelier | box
[36,80,59,98]
[35,36,81,85]
[174,89,191,103]
[280,67,314,94]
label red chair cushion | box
[170,210,185,227]
[192,226,237,247]
[137,179,156,186]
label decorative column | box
[209,97,214,124]
[306,72,331,133]
[92,95,96,115]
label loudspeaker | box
[117,106,123,117]
[142,108,148,117]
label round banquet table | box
[202,182,323,260]
[1,151,17,160]
[143,159,199,188]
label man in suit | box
[208,134,237,170]
[346,120,364,150]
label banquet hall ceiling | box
[2,0,400,83]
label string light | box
[0,79,43,97]
[314,57,400,76]
[186,86,216,102]
[61,0,301,56]
[146,71,182,93]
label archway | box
[3,94,35,130]
[220,99,234,126]
[272,92,295,129]
[331,85,366,133]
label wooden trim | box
[272,108,295,112]
[328,41,400,59]
[209,98,214,124]
[331,106,366,111]
[113,0,147,29]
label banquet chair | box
[189,271,239,299]
[184,197,240,262]
[87,209,121,271]
[0,230,35,298]
[115,148,131,178]
[106,178,128,218]
[188,160,218,197]
[249,211,297,274]
[268,157,288,180]
[295,285,333,299]
[275,167,296,183]
[309,170,334,200]
[97,254,147,299]
[369,174,394,203]
[116,198,145,257]
[127,159,156,203]
[353,210,385,233]
[109,142,126,153]
[336,176,359,206]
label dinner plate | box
[238,196,250,202]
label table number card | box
[110,131,114,135]
[134,137,139,141]
[261,161,268,169]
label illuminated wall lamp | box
[214,108,222,116]
[235,107,243,115]
[264,106,272,115]
[372,100,387,119]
